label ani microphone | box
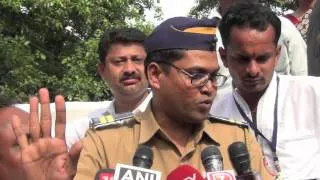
[113,145,162,180]
[133,144,154,169]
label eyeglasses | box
[156,61,228,87]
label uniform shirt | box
[211,72,320,179]
[74,105,274,180]
[65,92,153,149]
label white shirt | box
[214,24,233,104]
[211,73,320,179]
[65,92,153,149]
[277,16,308,75]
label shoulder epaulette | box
[89,112,135,130]
[208,114,248,128]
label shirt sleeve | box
[278,16,308,76]
[65,118,89,150]
[74,130,107,180]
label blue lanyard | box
[233,76,280,170]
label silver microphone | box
[201,145,223,172]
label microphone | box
[133,144,153,169]
[113,145,162,180]
[167,164,204,180]
[201,145,223,172]
[228,142,261,180]
[95,168,115,180]
[201,146,236,180]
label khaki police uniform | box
[74,105,274,180]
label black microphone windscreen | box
[201,145,223,172]
[132,145,153,169]
[228,141,251,175]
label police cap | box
[144,17,218,54]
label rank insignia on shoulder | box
[208,114,248,128]
[90,112,134,130]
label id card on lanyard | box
[233,76,281,175]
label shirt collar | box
[134,104,160,144]
[132,90,153,114]
[135,103,221,146]
[102,99,116,116]
[106,89,152,116]
[259,72,278,101]
[202,119,221,146]
[232,71,278,113]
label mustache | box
[120,73,141,81]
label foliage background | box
[189,0,297,18]
[1,0,296,102]
[0,0,161,102]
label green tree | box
[0,0,160,102]
[189,0,297,18]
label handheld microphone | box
[167,164,204,180]
[201,145,223,172]
[113,145,161,180]
[201,146,236,180]
[228,142,261,180]
[133,145,153,169]
[94,168,115,180]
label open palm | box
[12,88,81,180]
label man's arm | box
[277,16,308,76]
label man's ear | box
[97,62,105,80]
[275,46,281,66]
[147,62,162,89]
[219,47,228,68]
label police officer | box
[74,17,273,179]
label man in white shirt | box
[66,28,151,148]
[211,2,320,179]
[211,0,308,108]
